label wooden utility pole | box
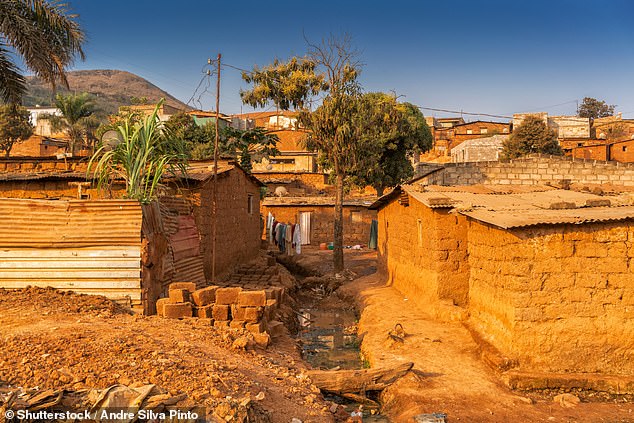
[211,53,221,283]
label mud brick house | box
[0,158,263,314]
[433,120,510,156]
[371,183,634,390]
[261,196,376,246]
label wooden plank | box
[307,362,414,394]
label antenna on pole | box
[212,53,221,283]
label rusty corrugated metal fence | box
[0,198,143,304]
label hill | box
[24,69,190,116]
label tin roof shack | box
[171,161,264,280]
[0,198,144,306]
[262,196,376,246]
[373,184,634,391]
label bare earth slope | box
[24,70,190,115]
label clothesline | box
[266,212,301,256]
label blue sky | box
[68,0,634,120]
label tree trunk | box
[376,185,385,197]
[4,148,10,158]
[334,171,345,272]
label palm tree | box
[0,0,84,104]
[44,93,96,155]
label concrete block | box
[238,290,267,306]
[215,287,243,305]
[169,288,190,304]
[163,302,193,319]
[191,285,219,306]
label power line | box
[417,106,512,120]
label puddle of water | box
[298,303,390,422]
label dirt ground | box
[327,249,634,423]
[0,287,333,423]
[2,248,634,422]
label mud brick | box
[215,287,242,305]
[214,320,230,328]
[212,304,230,321]
[169,282,197,293]
[191,286,219,306]
[156,298,170,317]
[267,320,285,338]
[169,288,190,304]
[163,302,193,319]
[230,320,246,329]
[245,307,264,322]
[231,305,246,321]
[197,305,214,319]
[238,290,266,307]
[253,332,271,349]
[246,321,266,334]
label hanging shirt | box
[293,223,302,255]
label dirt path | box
[341,271,634,422]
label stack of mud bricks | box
[156,281,284,336]
[222,259,280,289]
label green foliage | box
[501,115,562,159]
[0,0,84,103]
[240,57,327,110]
[0,104,33,157]
[222,127,280,173]
[43,92,97,154]
[96,106,147,140]
[88,100,188,203]
[577,97,615,119]
[347,93,433,195]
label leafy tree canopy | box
[0,103,33,157]
[240,57,327,111]
[502,115,562,159]
[0,0,84,104]
[577,97,615,119]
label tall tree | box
[577,97,615,119]
[0,104,33,157]
[0,0,84,104]
[44,93,97,155]
[349,93,433,196]
[501,115,562,159]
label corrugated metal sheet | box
[461,206,634,229]
[0,198,142,303]
[0,198,142,247]
[170,215,200,261]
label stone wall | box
[377,198,469,309]
[467,220,634,375]
[417,155,634,186]
[263,205,375,246]
[189,169,262,280]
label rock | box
[290,419,302,423]
[554,393,580,408]
[255,391,265,401]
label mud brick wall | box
[467,220,634,375]
[417,156,634,187]
[193,169,262,280]
[0,158,88,173]
[377,199,469,308]
[262,205,376,246]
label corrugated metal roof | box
[0,171,86,181]
[0,198,142,247]
[461,207,634,229]
[375,184,634,228]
